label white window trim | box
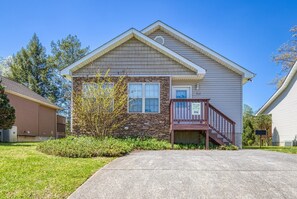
[128,82,160,113]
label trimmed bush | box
[37,136,238,158]
[123,137,172,150]
[37,136,133,158]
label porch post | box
[206,130,209,150]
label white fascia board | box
[72,74,203,80]
[172,75,203,80]
[61,28,206,78]
[256,61,297,115]
[142,21,255,81]
[61,29,135,76]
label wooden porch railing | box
[170,99,235,145]
[208,104,235,144]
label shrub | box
[174,143,205,150]
[122,137,172,150]
[218,144,239,150]
[37,136,237,158]
[247,139,254,146]
[37,136,133,158]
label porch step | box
[210,130,231,146]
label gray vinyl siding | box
[263,73,297,146]
[73,38,195,76]
[149,30,243,146]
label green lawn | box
[0,142,114,199]
[243,146,297,154]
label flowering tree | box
[73,72,128,138]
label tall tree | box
[47,35,89,117]
[9,34,58,102]
[243,104,254,117]
[242,104,255,146]
[0,79,15,129]
[273,25,297,86]
[49,35,89,70]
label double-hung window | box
[82,82,114,111]
[82,83,114,97]
[128,83,160,113]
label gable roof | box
[142,21,255,83]
[256,61,297,115]
[61,28,206,78]
[0,76,60,110]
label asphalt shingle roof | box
[0,76,60,109]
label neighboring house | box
[0,76,62,142]
[61,21,255,148]
[257,61,297,146]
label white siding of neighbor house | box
[263,73,297,146]
[73,38,196,76]
[149,30,243,147]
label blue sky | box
[1,0,296,111]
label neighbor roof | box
[61,28,206,78]
[256,61,297,115]
[142,21,255,83]
[1,76,60,110]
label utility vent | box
[154,36,165,45]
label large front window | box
[128,83,160,113]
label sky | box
[1,0,296,111]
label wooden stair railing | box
[208,104,236,144]
[170,99,236,145]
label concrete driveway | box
[69,150,297,199]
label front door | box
[172,86,191,99]
[172,86,192,120]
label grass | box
[0,137,237,198]
[243,146,297,154]
[0,142,113,199]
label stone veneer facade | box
[72,76,171,140]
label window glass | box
[145,98,159,112]
[129,84,142,98]
[176,90,187,108]
[145,84,159,98]
[128,83,160,113]
[129,98,142,112]
[176,90,187,99]
[145,84,159,113]
[82,83,97,97]
[129,84,142,112]
[83,83,114,97]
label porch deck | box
[169,99,236,148]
